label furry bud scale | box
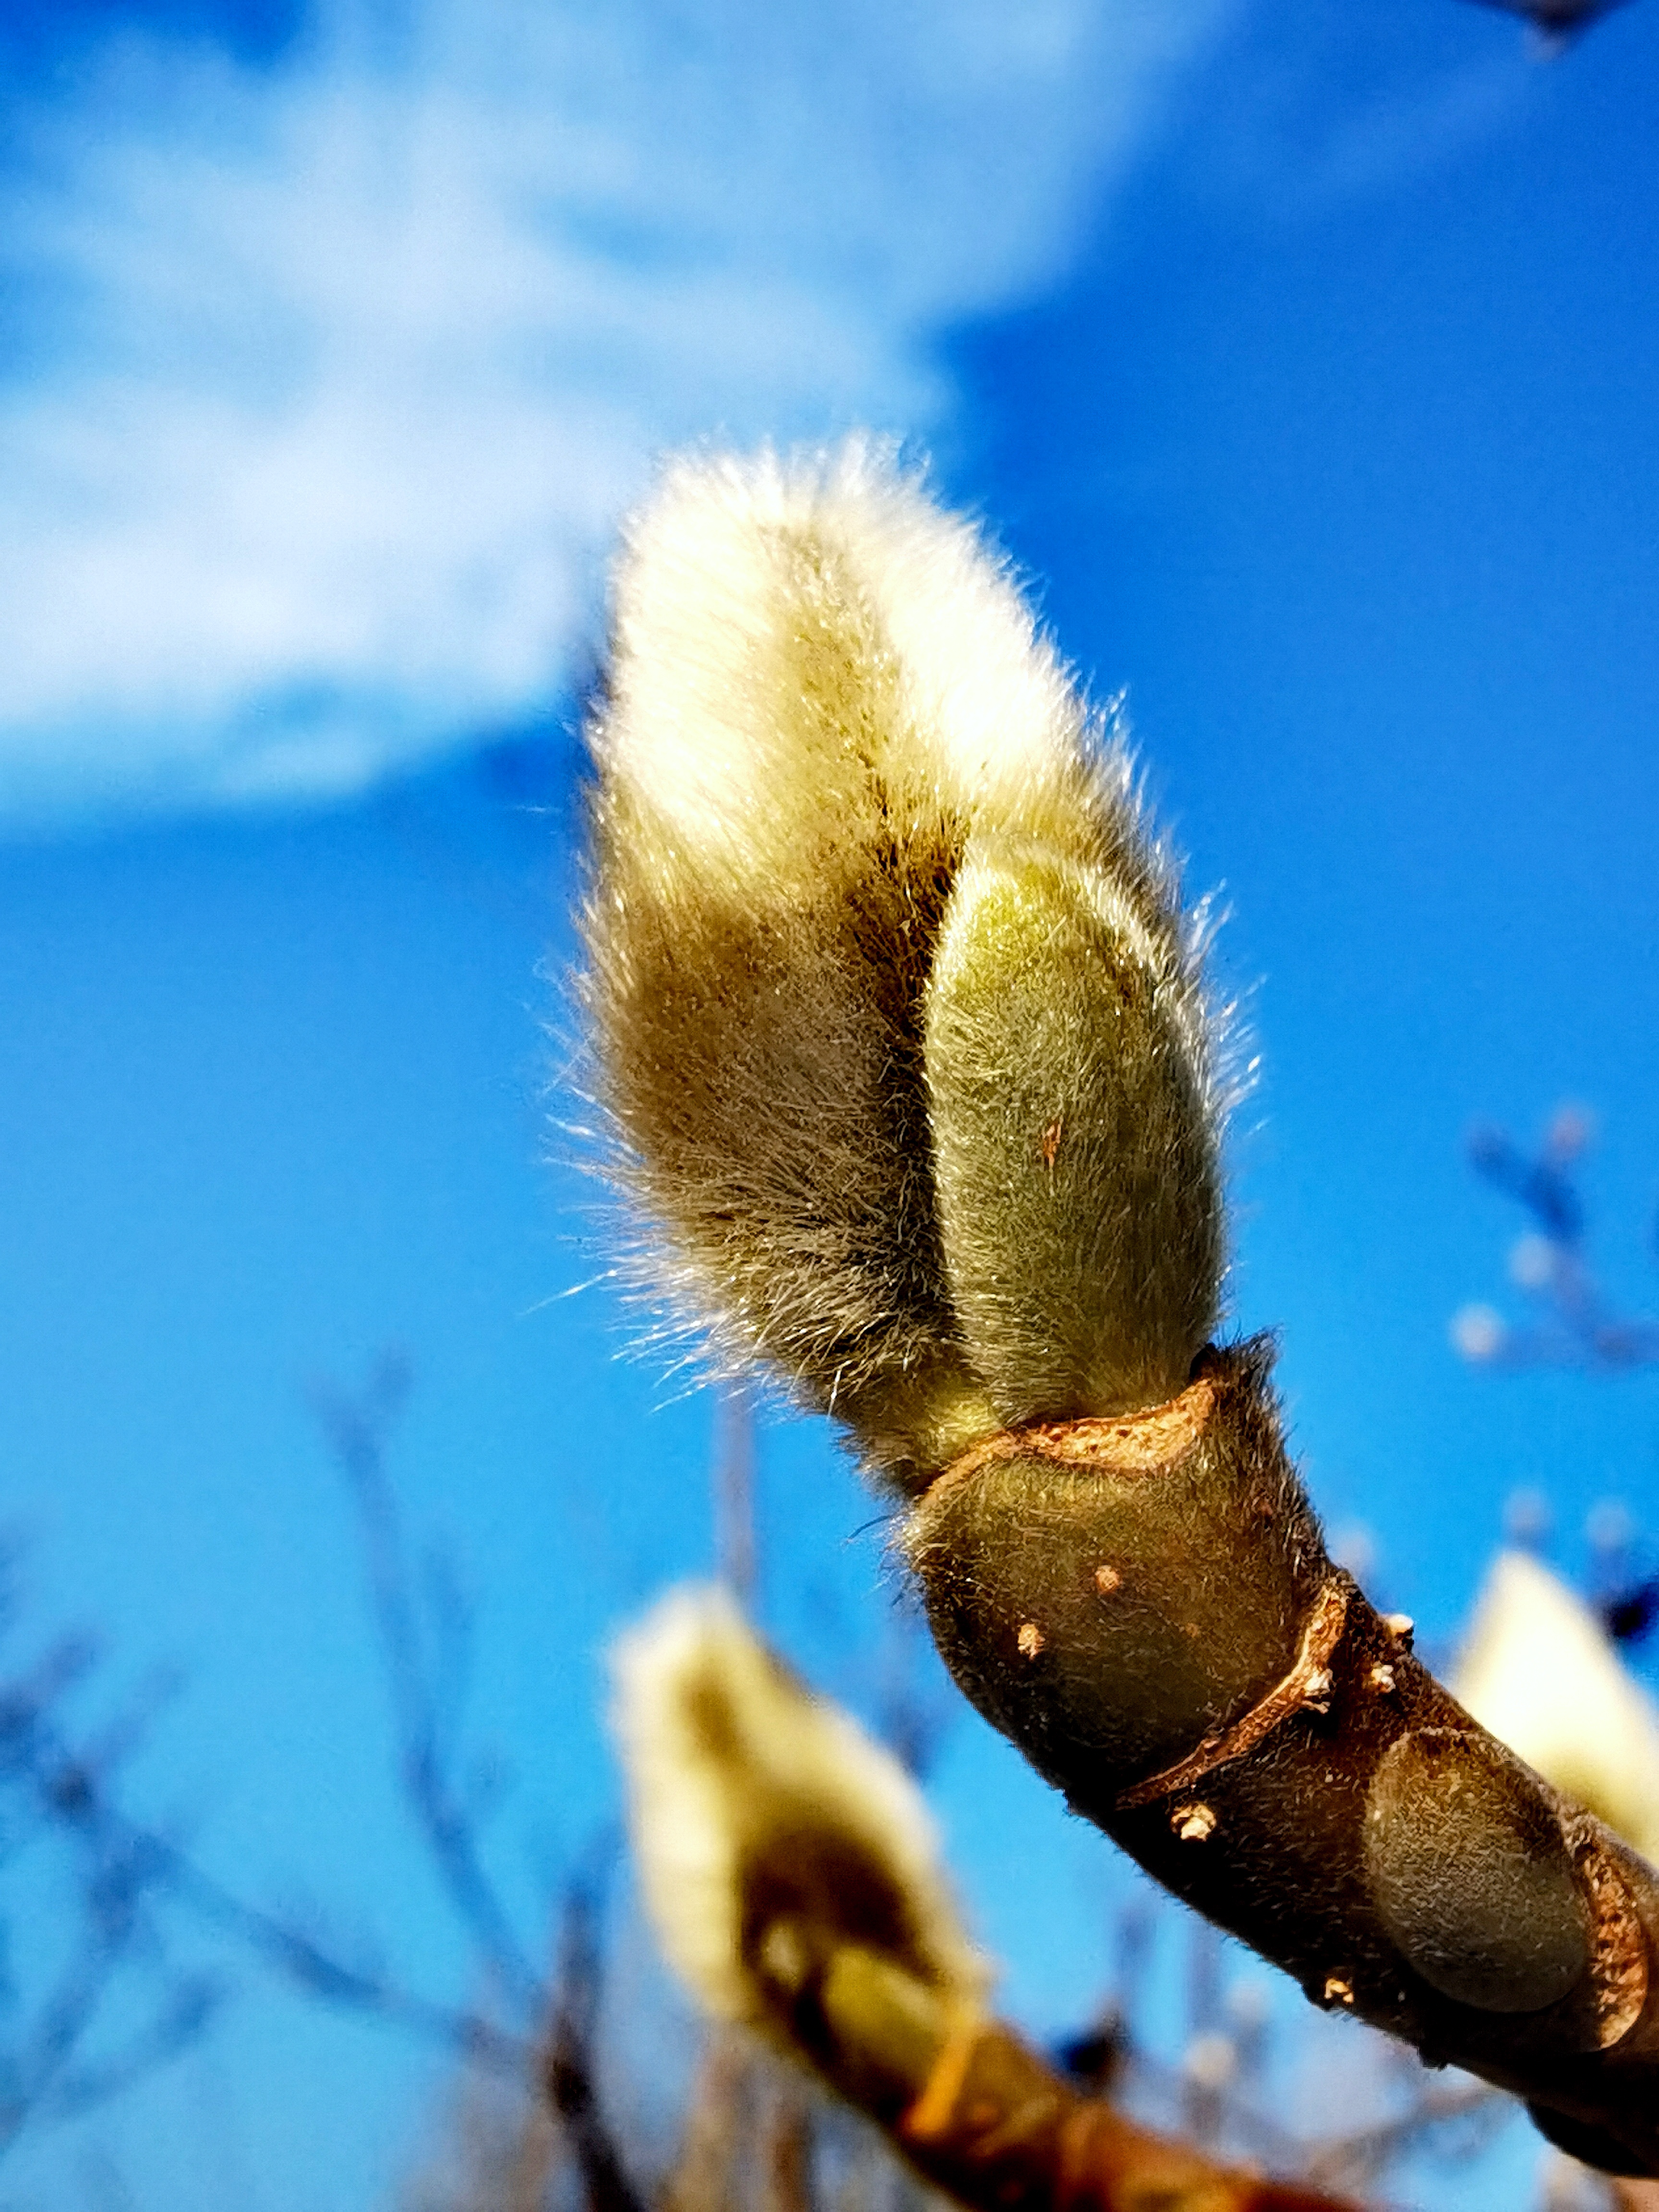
[1363,1728,1591,2013]
[583,441,1224,1480]
[906,1344,1323,1793]
[925,844,1220,1426]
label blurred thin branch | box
[311,1353,647,2211]
[0,1590,221,2160]
[1458,0,1637,49]
[1299,2077,1505,2197]
[542,1876,649,2212]
[310,1349,545,2020]
[1055,1896,1509,2206]
[1452,1107,1659,1372]
[1453,1109,1659,1653]
[714,1395,758,1610]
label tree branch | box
[796,1941,1357,2212]
[908,1342,1659,2176]
[0,1618,217,2158]
[17,1702,533,2080]
[540,1878,648,2212]
[580,442,1659,2183]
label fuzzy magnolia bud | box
[583,445,1659,2176]
[611,1585,985,2100]
[1454,1550,1659,1867]
[583,440,1223,1486]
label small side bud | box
[1364,1728,1591,2013]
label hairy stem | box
[904,1343,1659,2177]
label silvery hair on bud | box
[611,1586,985,2044]
[583,440,1228,1486]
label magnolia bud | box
[584,446,1659,2167]
[583,441,1225,1483]
[611,1585,985,2082]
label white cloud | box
[0,0,1227,829]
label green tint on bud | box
[925,843,1221,1426]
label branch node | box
[925,1374,1217,1503]
[1568,1826,1649,2050]
[1118,1579,1352,1811]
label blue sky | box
[3,0,1659,2204]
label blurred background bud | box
[1454,1550,1659,1865]
[611,1585,986,2065]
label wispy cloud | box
[0,0,1226,830]
[1177,5,1535,219]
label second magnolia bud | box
[925,842,1222,1428]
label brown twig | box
[909,1341,1659,2177]
[898,2017,1355,2212]
[0,1612,221,2160]
[541,1878,649,2212]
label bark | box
[797,1943,1356,2212]
[904,1342,1659,2178]
[897,2019,1348,2212]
